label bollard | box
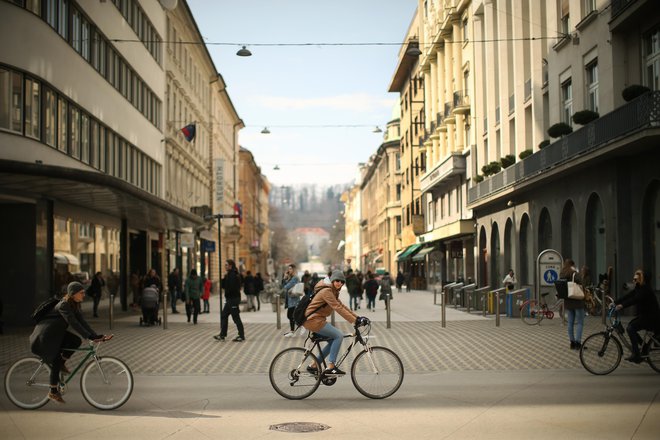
[434,286,438,305]
[495,290,500,327]
[441,290,446,328]
[109,294,114,330]
[275,294,281,330]
[163,290,168,330]
[386,294,391,329]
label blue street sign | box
[202,241,216,252]
[543,269,558,284]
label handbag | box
[288,282,305,298]
[567,273,585,300]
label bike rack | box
[460,283,476,312]
[451,283,465,308]
[509,288,529,319]
[474,286,491,315]
[442,282,459,307]
[490,287,506,327]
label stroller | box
[139,285,162,326]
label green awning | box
[397,243,423,261]
[411,246,435,261]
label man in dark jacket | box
[88,271,105,318]
[615,269,660,363]
[168,268,181,314]
[214,259,245,342]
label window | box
[395,184,401,201]
[69,106,80,158]
[80,113,89,163]
[57,0,68,40]
[586,60,598,112]
[584,0,596,15]
[561,79,573,124]
[644,28,660,91]
[0,68,22,133]
[57,97,67,152]
[560,0,570,35]
[24,77,41,139]
[45,88,57,147]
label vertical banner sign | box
[214,159,224,207]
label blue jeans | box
[316,322,344,365]
[566,308,586,343]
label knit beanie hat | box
[329,270,346,283]
[67,281,85,296]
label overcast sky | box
[187,0,418,187]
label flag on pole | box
[181,123,196,142]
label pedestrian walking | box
[202,277,211,313]
[379,272,393,310]
[244,271,257,311]
[168,268,181,314]
[363,272,379,311]
[396,270,404,293]
[255,272,264,311]
[345,269,360,311]
[88,271,105,318]
[184,269,203,324]
[214,259,245,342]
[281,263,301,337]
[560,259,585,350]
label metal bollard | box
[495,291,500,327]
[434,286,438,305]
[109,294,114,330]
[386,294,391,329]
[276,295,281,329]
[482,293,488,317]
[441,290,446,328]
[162,291,168,330]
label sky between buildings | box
[188,0,418,187]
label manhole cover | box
[269,422,330,433]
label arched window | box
[538,208,553,251]
[479,226,488,286]
[490,222,501,287]
[585,193,605,276]
[504,218,514,276]
[561,201,578,261]
[520,214,532,284]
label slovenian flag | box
[181,123,196,142]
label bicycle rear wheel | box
[81,357,133,410]
[4,357,51,410]
[520,300,541,325]
[351,346,404,399]
[269,347,321,400]
[580,332,622,375]
[645,336,660,373]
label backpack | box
[31,297,59,322]
[292,293,325,327]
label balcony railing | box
[436,111,443,126]
[611,0,637,18]
[524,79,532,101]
[468,91,660,205]
[444,102,453,118]
[453,90,470,114]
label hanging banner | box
[180,233,195,248]
[214,159,224,206]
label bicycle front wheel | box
[351,346,404,399]
[520,300,541,325]
[580,332,622,375]
[4,357,51,410]
[81,357,133,410]
[269,347,321,400]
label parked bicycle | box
[520,292,564,325]
[579,307,660,375]
[4,337,133,410]
[583,286,613,317]
[269,321,403,400]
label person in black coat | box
[214,259,245,342]
[88,271,105,318]
[615,269,660,363]
[29,282,109,403]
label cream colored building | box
[341,184,362,272]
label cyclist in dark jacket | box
[615,269,660,363]
[29,282,109,403]
[215,259,245,342]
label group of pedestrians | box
[345,269,394,312]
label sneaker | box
[323,367,346,376]
[48,391,65,404]
[283,331,294,338]
[213,335,226,341]
[306,365,319,375]
[625,355,643,364]
[232,336,245,342]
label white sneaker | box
[283,331,294,337]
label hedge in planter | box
[500,154,515,168]
[547,122,573,138]
[622,85,650,102]
[519,149,533,160]
[538,140,551,149]
[481,161,502,176]
[572,110,599,125]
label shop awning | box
[54,252,79,266]
[397,243,423,261]
[412,247,435,261]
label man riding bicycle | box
[303,270,369,376]
[615,269,660,363]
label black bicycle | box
[579,307,660,375]
[269,321,404,400]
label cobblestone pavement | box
[1,291,646,376]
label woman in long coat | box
[29,281,106,403]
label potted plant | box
[622,84,650,102]
[474,174,484,183]
[538,139,551,149]
[572,110,599,125]
[547,122,573,138]
[500,154,515,169]
[481,161,502,176]
[519,149,533,160]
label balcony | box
[467,91,660,206]
[452,90,470,115]
[444,102,455,124]
[419,152,467,194]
